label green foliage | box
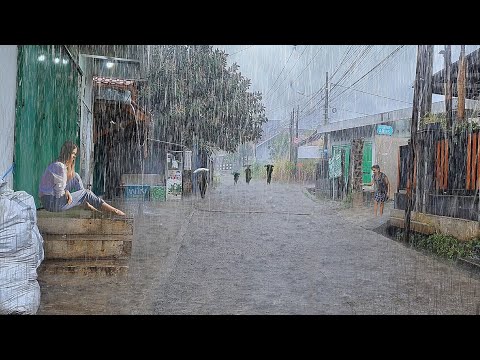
[213,173,221,187]
[297,159,318,182]
[141,45,268,153]
[250,162,265,179]
[454,120,480,134]
[408,232,480,260]
[271,160,296,182]
[342,192,353,208]
[421,112,480,134]
[420,112,447,129]
[268,132,290,161]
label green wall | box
[14,45,81,208]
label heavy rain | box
[2,44,480,315]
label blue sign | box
[377,125,393,136]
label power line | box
[332,83,412,104]
[265,45,309,100]
[270,46,324,103]
[264,47,296,98]
[266,46,325,113]
[229,45,255,56]
[300,45,407,126]
[299,46,375,118]
[329,45,406,104]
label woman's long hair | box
[58,141,78,163]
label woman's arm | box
[52,163,67,198]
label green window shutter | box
[362,142,372,184]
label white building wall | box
[79,55,94,188]
[0,46,17,185]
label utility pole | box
[457,45,466,122]
[289,109,294,162]
[323,72,329,159]
[294,105,299,179]
[442,45,453,131]
[404,45,434,243]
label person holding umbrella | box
[265,164,274,184]
[245,165,252,185]
[233,172,240,185]
[193,167,209,199]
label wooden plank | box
[440,140,445,190]
[397,148,401,192]
[39,260,129,276]
[37,208,97,219]
[413,153,417,188]
[43,238,132,260]
[42,234,133,242]
[477,132,480,189]
[436,141,441,190]
[37,217,134,235]
[466,133,472,190]
[472,132,477,190]
[444,140,449,189]
[37,208,133,220]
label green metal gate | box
[362,141,372,184]
[14,45,81,208]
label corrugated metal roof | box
[432,48,480,99]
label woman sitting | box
[38,141,125,216]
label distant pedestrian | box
[245,166,252,184]
[198,171,207,198]
[233,172,240,185]
[265,164,274,184]
[363,164,390,216]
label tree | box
[141,45,268,154]
[268,131,290,161]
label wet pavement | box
[37,175,480,314]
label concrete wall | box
[0,46,17,185]
[390,208,479,241]
[375,135,409,195]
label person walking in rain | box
[193,167,209,199]
[363,164,390,217]
[265,164,274,184]
[198,171,207,198]
[39,141,126,216]
[233,172,240,185]
[245,165,252,184]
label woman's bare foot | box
[114,208,126,216]
[101,202,126,216]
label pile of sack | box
[0,179,44,314]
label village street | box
[37,176,480,315]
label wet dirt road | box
[37,177,480,314]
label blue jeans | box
[41,189,104,212]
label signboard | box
[167,170,182,200]
[298,145,321,159]
[328,152,342,179]
[377,125,393,136]
[167,152,182,200]
[184,151,192,171]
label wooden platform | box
[38,260,129,276]
[37,208,134,274]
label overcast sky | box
[214,45,480,130]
